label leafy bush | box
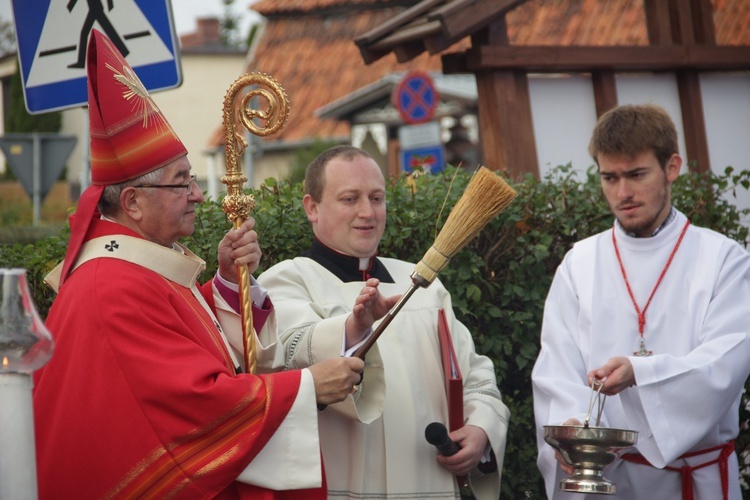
[1,164,749,499]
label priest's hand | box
[436,425,488,476]
[588,356,635,395]
[308,357,365,405]
[344,278,401,349]
[218,218,262,283]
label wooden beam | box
[670,0,696,45]
[355,0,527,64]
[355,0,446,46]
[368,19,442,51]
[644,0,673,44]
[475,71,505,174]
[442,51,471,73]
[474,69,538,178]
[591,71,618,117]
[667,0,711,173]
[471,13,509,46]
[690,0,716,44]
[677,72,710,173]
[358,45,397,66]
[355,1,444,64]
[510,70,538,178]
[431,0,525,41]
[449,45,750,72]
[423,33,454,56]
[361,19,439,63]
[394,40,428,63]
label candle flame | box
[2,356,7,370]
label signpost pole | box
[32,134,41,226]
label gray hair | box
[97,168,164,217]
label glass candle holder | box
[0,268,55,499]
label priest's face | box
[133,156,204,247]
[598,150,681,237]
[303,154,386,258]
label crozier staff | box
[219,72,290,375]
[532,104,750,500]
[33,29,367,499]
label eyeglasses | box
[133,174,197,193]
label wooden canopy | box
[354,0,750,177]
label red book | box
[437,309,498,479]
[437,309,463,432]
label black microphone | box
[425,422,460,456]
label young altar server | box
[532,103,750,499]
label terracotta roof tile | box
[502,0,749,46]
[253,0,411,17]
[714,0,750,45]
[506,0,648,46]
[243,6,445,143]
[222,0,749,148]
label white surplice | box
[532,209,750,499]
[259,256,510,499]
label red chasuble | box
[34,218,324,499]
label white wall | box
[531,73,691,177]
[526,71,750,226]
[701,72,750,226]
[529,74,598,176]
[616,73,688,174]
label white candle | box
[0,371,38,500]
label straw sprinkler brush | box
[354,166,517,360]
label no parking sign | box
[392,71,439,124]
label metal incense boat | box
[543,380,638,495]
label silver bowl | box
[544,425,638,495]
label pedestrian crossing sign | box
[11,0,182,114]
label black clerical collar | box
[300,239,394,283]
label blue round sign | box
[393,71,439,124]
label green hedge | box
[1,164,749,499]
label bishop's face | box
[303,155,387,258]
[136,156,204,247]
[598,150,681,237]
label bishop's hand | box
[217,218,262,283]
